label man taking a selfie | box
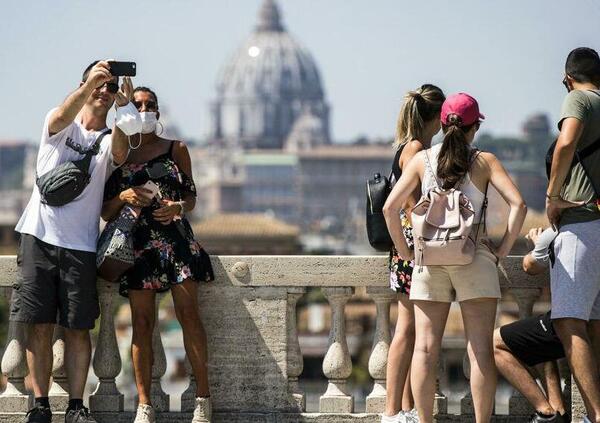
[10,60,137,423]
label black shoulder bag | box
[545,134,600,196]
[37,130,111,207]
[366,146,404,251]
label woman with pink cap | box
[383,93,527,423]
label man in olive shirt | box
[546,47,600,423]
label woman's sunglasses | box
[133,100,157,110]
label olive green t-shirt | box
[558,89,600,226]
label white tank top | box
[421,144,486,224]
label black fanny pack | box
[36,130,111,207]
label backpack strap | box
[423,148,442,190]
[78,129,112,172]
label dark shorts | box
[499,311,565,366]
[10,234,100,330]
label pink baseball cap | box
[440,93,485,127]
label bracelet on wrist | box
[546,193,561,200]
[177,201,185,216]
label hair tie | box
[446,114,463,127]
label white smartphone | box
[141,180,160,199]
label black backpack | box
[36,130,111,207]
[366,146,403,251]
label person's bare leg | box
[461,298,497,423]
[540,361,566,415]
[554,318,600,421]
[410,300,450,423]
[27,323,55,398]
[493,329,555,415]
[401,370,415,411]
[588,320,600,373]
[64,328,92,400]
[129,289,156,405]
[171,279,210,397]
[384,294,415,416]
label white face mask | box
[140,112,158,134]
[115,102,142,136]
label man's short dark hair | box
[566,47,600,84]
[82,61,99,82]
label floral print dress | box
[389,210,415,295]
[104,142,214,297]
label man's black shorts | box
[499,311,565,366]
[10,234,100,330]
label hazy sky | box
[2,0,600,143]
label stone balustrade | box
[0,255,579,422]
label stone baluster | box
[460,352,474,416]
[181,355,197,412]
[150,293,169,411]
[508,287,542,416]
[287,287,306,411]
[90,280,123,412]
[435,358,448,415]
[319,287,354,413]
[49,326,69,410]
[0,286,30,412]
[365,287,395,413]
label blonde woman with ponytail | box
[383,93,527,423]
[383,84,445,423]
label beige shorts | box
[409,244,500,303]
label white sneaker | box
[134,404,156,423]
[192,396,212,423]
[381,412,404,423]
[405,409,419,423]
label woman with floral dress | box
[383,84,445,423]
[101,87,213,423]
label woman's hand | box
[114,76,134,107]
[119,186,153,208]
[153,199,183,225]
[481,238,503,263]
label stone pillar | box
[49,326,69,410]
[150,293,169,411]
[90,280,123,412]
[508,287,541,416]
[365,287,395,413]
[181,355,197,412]
[319,287,354,413]
[0,287,30,412]
[287,287,306,411]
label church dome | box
[210,0,330,150]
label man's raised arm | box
[48,61,112,136]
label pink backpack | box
[411,149,487,267]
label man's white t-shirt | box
[16,108,115,252]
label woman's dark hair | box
[566,47,600,84]
[437,114,478,189]
[395,84,445,146]
[133,86,159,109]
